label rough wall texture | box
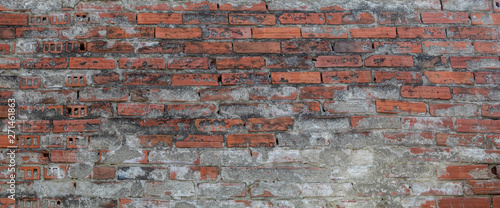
[0,0,500,207]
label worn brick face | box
[2,0,499,206]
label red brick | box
[299,86,347,99]
[107,27,154,39]
[322,71,372,83]
[482,104,500,118]
[202,27,251,39]
[194,119,244,132]
[175,135,223,148]
[183,13,228,24]
[0,14,28,25]
[447,27,497,40]
[246,117,294,132]
[271,72,321,84]
[438,197,490,208]
[117,103,164,116]
[234,42,280,54]
[326,12,375,24]
[374,71,423,84]
[69,57,116,69]
[401,86,451,99]
[450,56,500,69]
[172,74,219,86]
[0,28,16,39]
[377,12,421,24]
[247,87,297,101]
[475,72,500,84]
[16,27,59,38]
[315,55,362,67]
[53,119,101,133]
[137,13,183,24]
[301,27,348,39]
[436,133,486,147]
[229,14,276,25]
[88,103,113,118]
[421,12,469,24]
[219,2,267,11]
[168,57,209,70]
[457,119,500,133]
[173,2,217,11]
[221,73,270,85]
[424,71,474,84]
[217,57,265,69]
[136,42,183,54]
[93,72,120,85]
[376,100,426,114]
[468,180,500,194]
[397,27,446,39]
[279,13,325,24]
[18,166,41,180]
[282,41,331,54]
[350,27,396,38]
[252,27,300,39]
[0,58,21,69]
[93,166,115,180]
[123,73,170,86]
[374,42,422,53]
[334,41,373,53]
[0,44,11,54]
[87,41,134,53]
[185,42,232,54]
[119,58,166,70]
[495,196,500,207]
[474,42,500,54]
[365,55,414,67]
[201,88,248,101]
[227,134,276,147]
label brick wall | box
[1,0,500,207]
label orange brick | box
[252,27,301,39]
[401,86,451,99]
[271,72,321,84]
[155,28,202,39]
[350,27,396,38]
[424,71,474,84]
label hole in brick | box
[496,2,500,7]
[80,43,85,51]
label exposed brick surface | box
[1,0,499,206]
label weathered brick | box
[374,71,422,84]
[449,56,500,69]
[136,42,184,54]
[227,134,276,147]
[137,13,183,24]
[326,12,375,24]
[457,119,500,133]
[299,86,347,99]
[279,13,325,24]
[301,27,348,39]
[436,133,486,147]
[421,12,469,24]
[468,180,500,194]
[401,86,451,99]
[250,87,297,100]
[322,71,372,83]
[221,73,270,85]
[123,73,171,86]
[482,104,500,118]
[172,74,219,86]
[365,55,414,67]
[185,42,232,54]
[424,71,474,84]
[334,41,373,53]
[282,41,331,54]
[229,14,276,25]
[203,27,251,39]
[69,57,116,69]
[217,57,265,69]
[119,58,166,70]
[429,103,478,117]
[0,14,28,26]
[397,27,446,39]
[183,14,228,25]
[175,135,223,148]
[350,27,396,38]
[447,26,498,40]
[315,55,362,67]
[438,197,491,208]
[402,117,454,131]
[168,57,209,70]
